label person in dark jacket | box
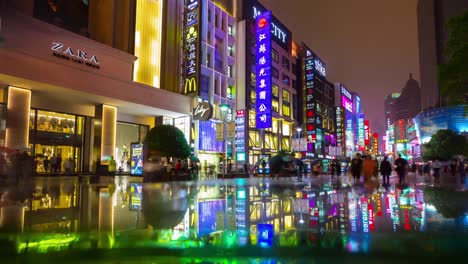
[350,153,363,184]
[380,156,392,186]
[394,154,408,184]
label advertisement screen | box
[129,183,143,211]
[341,96,353,113]
[130,143,144,175]
[198,199,226,236]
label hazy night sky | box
[260,0,420,136]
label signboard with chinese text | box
[235,110,246,160]
[255,11,272,129]
[183,0,201,95]
[357,113,365,150]
[364,120,370,146]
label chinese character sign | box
[364,120,370,146]
[255,11,272,129]
[357,113,365,150]
[183,0,200,95]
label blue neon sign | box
[255,11,272,129]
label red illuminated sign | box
[368,203,375,231]
[236,110,245,118]
[258,18,268,28]
[364,120,370,145]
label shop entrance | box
[29,110,84,173]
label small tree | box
[145,125,191,160]
[438,11,468,105]
[422,129,468,161]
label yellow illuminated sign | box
[184,77,197,94]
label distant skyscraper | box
[390,74,422,124]
[417,0,468,110]
[384,92,400,131]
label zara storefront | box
[0,10,191,173]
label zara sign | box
[51,42,100,69]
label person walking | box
[394,154,408,184]
[458,158,465,184]
[432,159,441,184]
[380,156,392,186]
[330,161,336,180]
[363,155,376,184]
[350,153,363,184]
[336,161,342,178]
[297,159,304,181]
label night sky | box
[260,0,420,136]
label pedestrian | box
[350,153,363,184]
[330,161,336,180]
[297,159,304,181]
[432,159,441,184]
[56,155,62,173]
[380,156,392,186]
[336,161,342,177]
[458,158,465,184]
[363,155,376,184]
[261,159,267,177]
[50,155,57,173]
[394,154,408,184]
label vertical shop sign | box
[364,120,370,146]
[255,11,272,129]
[368,203,375,231]
[183,0,201,95]
[304,49,315,137]
[216,123,224,141]
[336,107,343,147]
[361,197,369,233]
[235,110,246,161]
[357,113,365,150]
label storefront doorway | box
[115,122,148,173]
[29,110,84,173]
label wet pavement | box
[0,173,467,263]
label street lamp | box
[220,103,230,178]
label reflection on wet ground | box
[0,174,467,263]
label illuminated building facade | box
[239,0,297,165]
[184,0,238,173]
[0,2,192,172]
[334,83,356,158]
[299,44,336,160]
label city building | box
[384,93,400,132]
[182,0,238,174]
[334,83,356,158]
[237,0,297,167]
[390,74,422,124]
[0,1,192,173]
[299,44,336,161]
[417,0,468,109]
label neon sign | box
[251,4,291,50]
[364,120,370,146]
[183,0,200,94]
[357,113,365,150]
[361,197,369,233]
[304,48,315,138]
[314,58,326,77]
[341,86,352,100]
[348,192,358,232]
[235,109,246,160]
[341,96,353,113]
[255,11,272,129]
[368,203,375,231]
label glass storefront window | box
[282,90,290,103]
[249,109,256,128]
[115,122,144,173]
[282,123,291,136]
[272,85,279,98]
[272,118,279,133]
[249,131,260,148]
[282,105,290,117]
[30,110,83,173]
[272,100,279,113]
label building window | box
[251,90,256,104]
[282,56,290,70]
[272,49,279,62]
[282,90,290,103]
[227,65,232,78]
[206,53,211,68]
[272,84,279,98]
[228,45,233,57]
[215,13,218,27]
[272,67,279,79]
[228,25,233,35]
[272,100,279,113]
[282,105,291,117]
[227,86,234,100]
[292,79,297,89]
[282,74,290,86]
[249,109,256,128]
